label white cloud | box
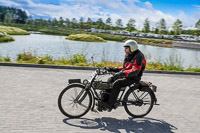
[175,11,197,29]
[0,0,198,29]
[194,12,200,19]
[193,5,200,9]
[144,1,153,10]
[0,0,22,7]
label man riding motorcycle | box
[105,40,146,111]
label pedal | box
[154,103,160,105]
[114,102,121,109]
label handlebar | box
[96,67,115,75]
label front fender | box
[68,82,85,88]
[68,79,81,84]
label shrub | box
[3,56,11,62]
[186,67,200,72]
[17,52,38,63]
[0,36,15,42]
[90,33,128,42]
[17,52,36,61]
[0,31,15,42]
[70,53,87,64]
[0,56,3,62]
[0,31,8,37]
[67,34,106,42]
[0,26,29,35]
[38,55,53,64]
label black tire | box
[58,84,92,118]
[124,87,154,118]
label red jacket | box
[118,50,146,78]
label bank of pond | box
[0,52,199,73]
[0,25,172,48]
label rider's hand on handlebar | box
[108,71,125,83]
[105,67,119,72]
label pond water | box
[0,34,200,68]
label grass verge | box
[0,52,199,73]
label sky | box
[0,0,200,30]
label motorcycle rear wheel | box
[124,87,154,118]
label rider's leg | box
[106,78,134,110]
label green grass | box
[0,31,15,42]
[0,56,11,62]
[0,35,15,42]
[0,25,29,35]
[67,34,106,42]
[185,67,200,72]
[146,62,184,71]
[0,52,199,73]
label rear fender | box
[139,86,158,104]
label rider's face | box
[124,47,130,55]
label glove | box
[106,67,119,72]
[113,71,125,80]
[108,71,125,83]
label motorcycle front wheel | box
[124,87,154,118]
[58,84,92,118]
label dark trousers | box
[108,78,140,107]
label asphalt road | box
[0,66,200,133]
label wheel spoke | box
[78,102,88,109]
[138,92,145,99]
[140,92,148,100]
[131,91,139,100]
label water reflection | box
[0,34,199,68]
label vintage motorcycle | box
[58,67,158,118]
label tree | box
[158,18,167,34]
[105,17,112,30]
[195,19,200,30]
[59,17,64,27]
[65,18,70,28]
[96,18,104,29]
[52,18,58,27]
[4,13,13,23]
[27,16,33,25]
[143,18,150,33]
[116,19,123,29]
[126,18,136,32]
[71,18,77,28]
[172,19,182,35]
[16,9,28,23]
[106,17,112,26]
[87,17,92,29]
[0,6,27,23]
[154,28,159,34]
[79,17,84,29]
[72,18,77,23]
